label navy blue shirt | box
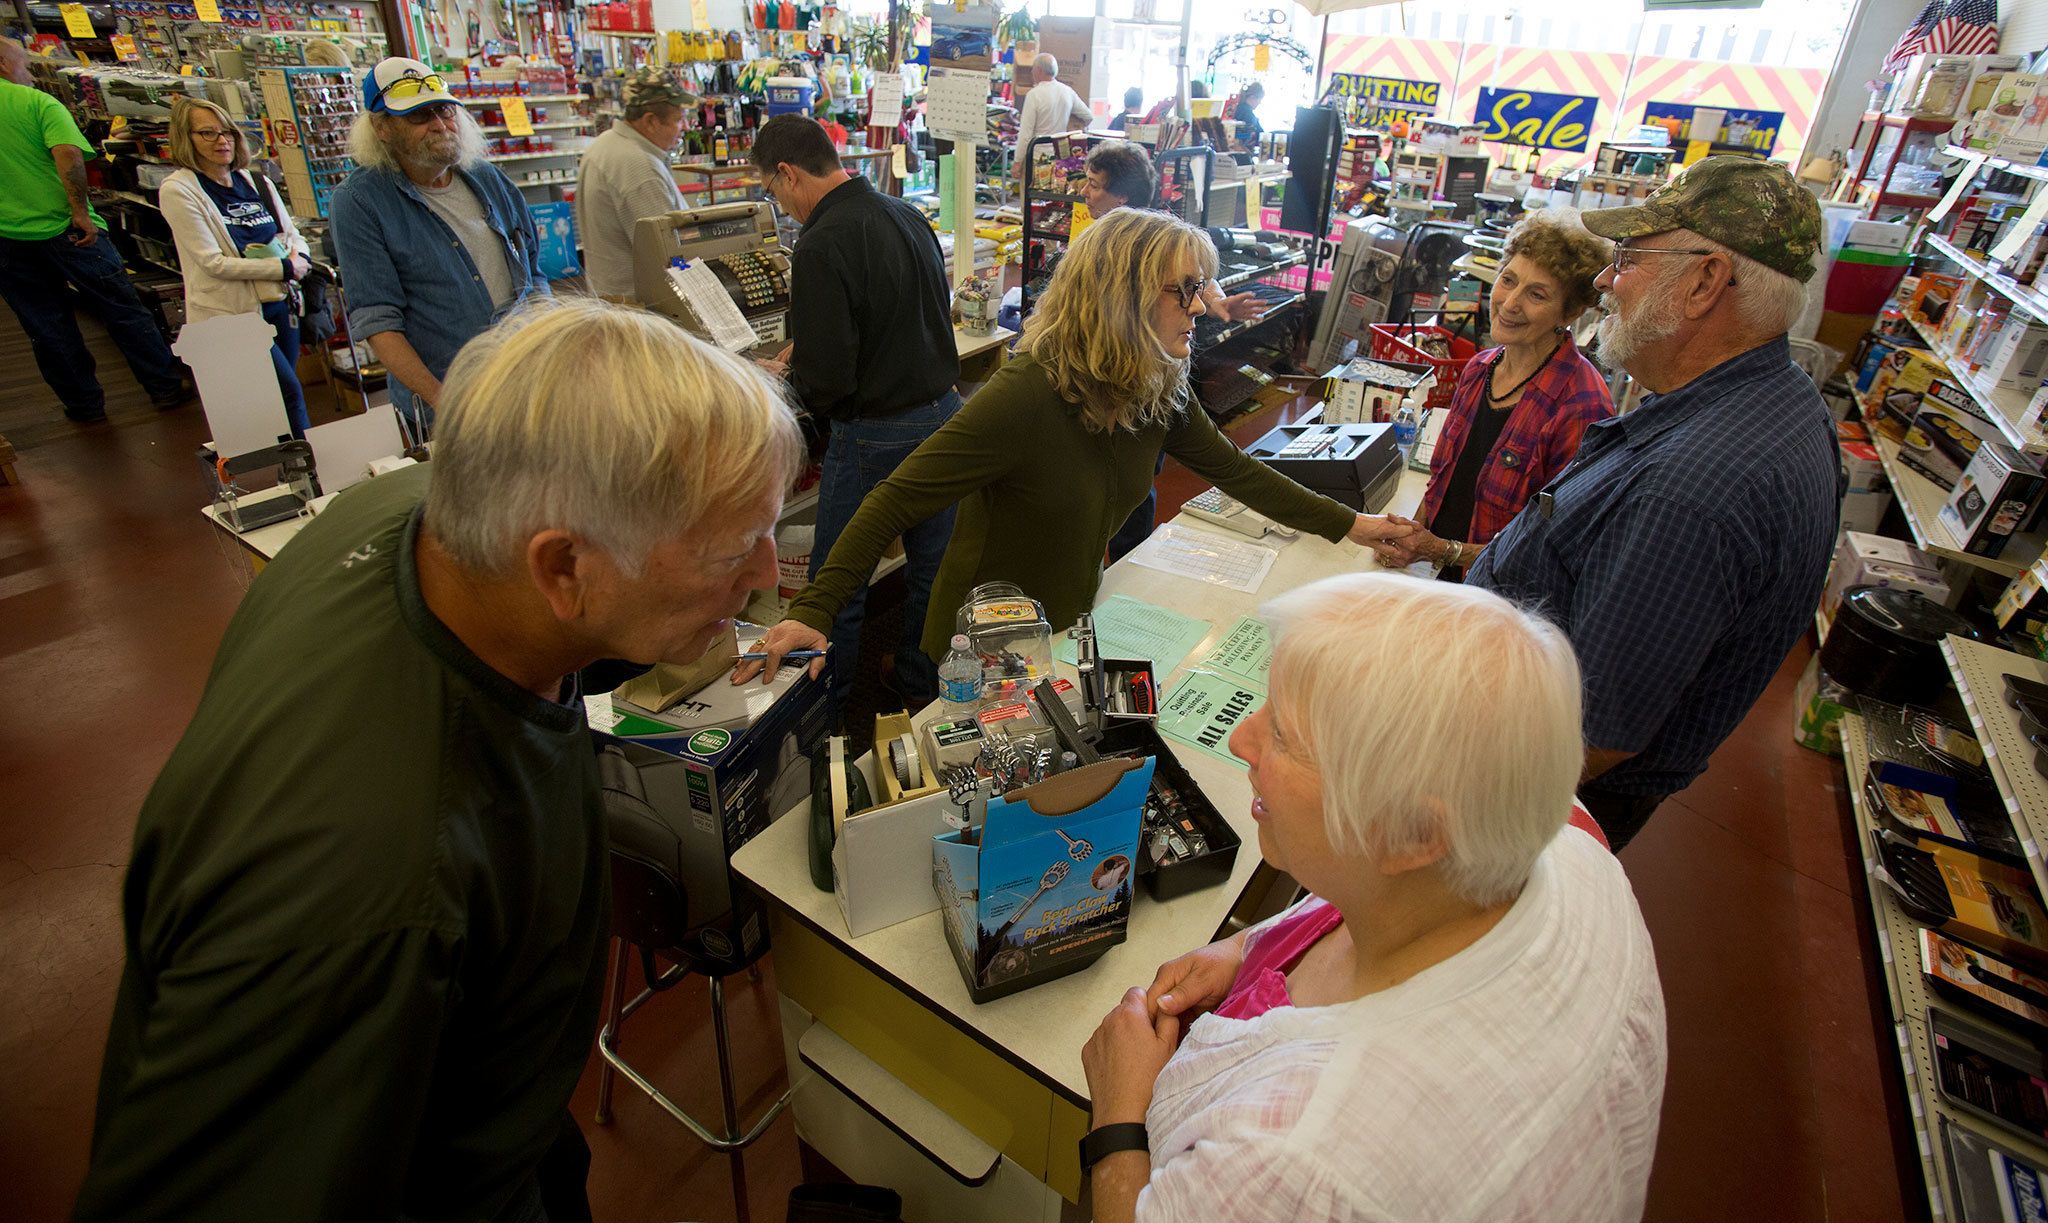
[197,170,281,251]
[1468,336,1842,797]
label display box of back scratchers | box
[931,756,1151,1003]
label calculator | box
[1180,488,1298,540]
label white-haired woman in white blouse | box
[1079,572,1667,1222]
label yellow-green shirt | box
[0,79,102,240]
[787,351,1358,661]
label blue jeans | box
[810,391,963,711]
[261,297,309,436]
[0,233,184,419]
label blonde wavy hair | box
[1020,207,1218,434]
[169,97,250,173]
[425,297,805,576]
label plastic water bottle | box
[939,635,982,715]
[1392,403,1420,461]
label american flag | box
[1884,0,2000,73]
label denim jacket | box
[329,162,549,421]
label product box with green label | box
[586,656,829,971]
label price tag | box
[1252,43,1270,73]
[1070,200,1094,239]
[890,143,906,179]
[60,3,96,38]
[501,97,535,136]
[690,0,709,27]
[180,63,195,75]
[1927,154,1982,225]
[194,0,222,22]
[1990,186,2048,264]
[110,33,139,59]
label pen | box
[733,649,830,662]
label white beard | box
[1595,287,1685,373]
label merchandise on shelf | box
[257,65,358,218]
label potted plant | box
[1000,6,1038,67]
[850,16,890,71]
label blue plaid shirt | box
[1468,336,1842,797]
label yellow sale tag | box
[60,3,95,38]
[1253,43,1270,73]
[690,0,709,27]
[194,0,222,22]
[502,97,534,136]
[1070,200,1094,239]
[1682,138,1711,165]
[181,63,195,75]
[890,143,906,179]
[111,33,139,59]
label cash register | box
[632,201,792,360]
[1243,420,1401,512]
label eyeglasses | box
[397,101,460,126]
[1163,276,1210,310]
[379,73,447,104]
[192,128,234,142]
[1608,243,1717,273]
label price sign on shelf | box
[871,71,905,122]
[111,33,139,59]
[194,0,222,22]
[926,67,989,147]
[501,97,535,137]
[60,3,95,38]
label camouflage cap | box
[622,68,693,113]
[1581,156,1823,283]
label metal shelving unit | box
[459,93,587,106]
[1903,314,2043,455]
[1925,233,2048,329]
[1865,429,2044,579]
[1939,635,2048,902]
[1943,144,2048,184]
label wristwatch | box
[1078,1122,1149,1174]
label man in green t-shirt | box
[72,298,805,1221]
[0,38,186,424]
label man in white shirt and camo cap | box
[576,67,694,299]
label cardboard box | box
[1824,532,1949,621]
[1863,346,1952,441]
[1940,440,2047,557]
[931,757,1150,1003]
[1900,379,2005,489]
[1034,16,1108,101]
[1840,486,1894,537]
[590,665,830,969]
[1983,320,2048,393]
[1908,272,1966,329]
[1841,438,1887,493]
[1846,219,1912,255]
[1979,74,2048,162]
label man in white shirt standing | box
[575,68,690,300]
[1013,54,1091,190]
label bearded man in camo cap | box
[1456,156,1841,850]
[575,66,696,298]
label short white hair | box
[346,105,487,174]
[425,297,805,576]
[1034,54,1060,79]
[1670,226,1806,338]
[1261,573,1583,907]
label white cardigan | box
[159,168,311,322]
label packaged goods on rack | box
[256,66,357,218]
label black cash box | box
[1244,421,1401,512]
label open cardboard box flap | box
[996,757,1145,818]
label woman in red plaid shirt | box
[1399,212,1615,579]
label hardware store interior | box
[13,0,2048,1218]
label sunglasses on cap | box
[380,72,447,103]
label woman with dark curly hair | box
[1390,210,1615,578]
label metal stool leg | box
[710,974,750,1223]
[592,937,630,1125]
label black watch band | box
[1078,1122,1149,1174]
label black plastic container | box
[1095,720,1243,901]
[1820,585,1979,704]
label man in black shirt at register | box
[751,113,961,710]
[71,299,803,1222]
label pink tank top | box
[1212,807,1608,1021]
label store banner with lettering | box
[1641,101,1783,156]
[1474,86,1597,152]
[1319,73,1441,126]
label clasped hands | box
[1081,939,1244,1128]
[1347,513,1454,569]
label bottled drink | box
[1392,403,1419,459]
[939,635,982,714]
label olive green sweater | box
[786,351,1358,660]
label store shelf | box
[1867,427,2044,579]
[486,148,586,163]
[1944,144,2048,183]
[1025,192,1084,205]
[1902,314,2043,454]
[479,120,589,134]
[1939,635,2048,905]
[1862,110,1962,133]
[459,93,586,105]
[586,27,658,36]
[94,189,158,210]
[1816,602,1834,643]
[1924,233,2048,328]
[1194,292,1303,349]
[1215,249,1304,292]
[1878,192,1942,208]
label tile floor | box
[0,314,1918,1221]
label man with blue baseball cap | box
[330,57,549,430]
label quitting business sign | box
[1321,73,1441,124]
[1474,86,1598,152]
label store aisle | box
[0,322,1914,1220]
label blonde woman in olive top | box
[741,208,1416,680]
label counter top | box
[732,463,1430,1107]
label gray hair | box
[1034,54,1060,79]
[425,297,806,576]
[1672,227,1806,338]
[346,105,487,174]
[1261,573,1584,907]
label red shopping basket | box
[1370,324,1476,409]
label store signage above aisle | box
[927,68,989,146]
[1474,87,1597,152]
[1319,73,1441,126]
[1642,101,1781,157]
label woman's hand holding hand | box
[729,619,828,684]
[1082,987,1179,1128]
[1143,937,1244,1024]
[1348,513,1423,563]
[1373,525,1448,568]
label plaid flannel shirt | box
[1419,334,1614,545]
